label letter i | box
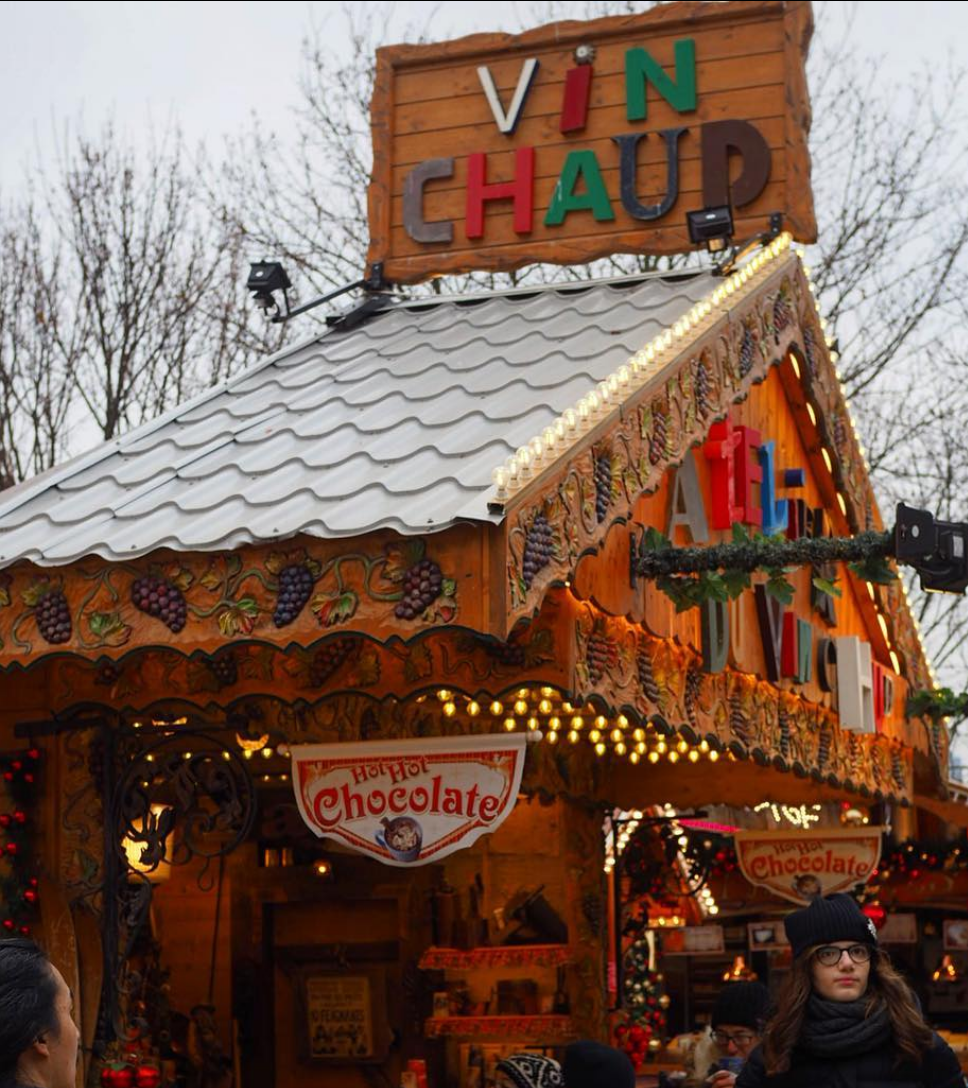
[560,47,594,133]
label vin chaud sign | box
[367,0,816,284]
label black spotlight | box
[246,261,292,314]
[895,502,968,594]
[686,205,734,253]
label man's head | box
[562,1041,635,1088]
[0,939,79,1088]
[710,980,770,1059]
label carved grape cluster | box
[593,454,612,522]
[308,638,358,686]
[522,514,554,589]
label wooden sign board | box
[367,0,816,285]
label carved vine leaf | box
[312,591,358,627]
[403,643,434,684]
[217,598,260,637]
[200,568,222,592]
[166,565,194,593]
[0,573,11,608]
[265,549,322,580]
[21,578,55,608]
[354,647,381,687]
[186,660,221,694]
[87,610,132,648]
[383,539,426,584]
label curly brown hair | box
[761,945,934,1075]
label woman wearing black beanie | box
[735,893,962,1087]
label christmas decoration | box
[616,942,669,1070]
[632,524,895,613]
[0,749,41,936]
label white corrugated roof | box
[0,271,715,568]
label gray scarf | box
[798,994,892,1058]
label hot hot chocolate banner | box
[734,828,885,905]
[290,734,531,866]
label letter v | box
[477,58,539,135]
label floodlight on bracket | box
[246,260,388,324]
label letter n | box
[626,39,697,121]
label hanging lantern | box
[932,955,960,983]
[723,954,757,982]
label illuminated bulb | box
[490,701,503,716]
[822,448,833,472]
[636,742,647,755]
[527,717,540,731]
[644,345,656,363]
[538,699,553,715]
[837,493,848,516]
[689,749,700,763]
[617,714,629,729]
[656,740,668,754]
[504,718,517,732]
[891,651,900,673]
[549,716,562,731]
[807,403,817,426]
[568,730,580,744]
[515,447,532,476]
[529,436,544,462]
[595,742,607,756]
[610,728,623,743]
[677,740,689,754]
[578,400,591,426]
[467,701,480,717]
[547,729,558,745]
[629,751,640,764]
[878,614,889,639]
[261,747,272,759]
[633,728,645,742]
[243,749,253,760]
[617,366,630,386]
[678,835,689,848]
[571,715,584,730]
[492,467,509,496]
[589,729,602,743]
[514,699,529,716]
[592,715,605,730]
[443,702,457,718]
[587,391,601,415]
[562,701,574,713]
[221,752,230,761]
[790,356,801,379]
[183,751,193,760]
[615,742,627,757]
[542,426,557,451]
[564,408,578,432]
[699,739,709,752]
[668,750,680,763]
[867,582,876,600]
[438,689,452,702]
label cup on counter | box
[717,1057,745,1075]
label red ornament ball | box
[26,749,39,761]
[23,889,37,904]
[5,843,18,856]
[2,919,14,931]
[861,903,888,931]
[13,811,26,825]
[0,815,10,828]
[19,926,29,936]
[23,774,34,784]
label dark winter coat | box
[734,1032,964,1088]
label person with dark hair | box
[0,938,79,1088]
[735,893,963,1087]
[495,1053,563,1088]
[685,980,770,1088]
[562,1040,635,1088]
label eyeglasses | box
[712,1031,755,1048]
[813,944,873,967]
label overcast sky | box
[0,1,965,194]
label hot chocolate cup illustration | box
[376,815,423,862]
